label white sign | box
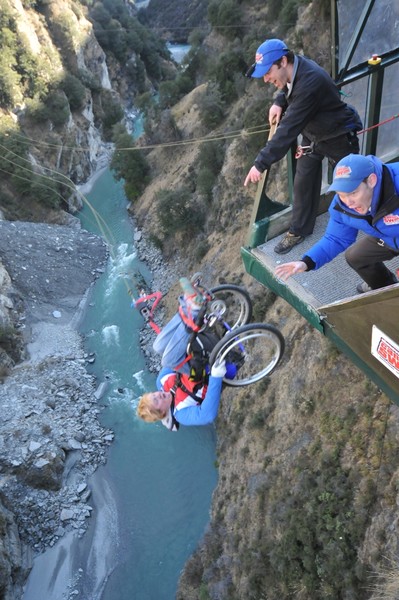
[371,325,399,379]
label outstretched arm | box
[275,261,307,281]
[174,361,226,426]
[175,376,223,426]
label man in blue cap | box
[244,39,362,255]
[274,154,399,294]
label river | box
[22,168,218,600]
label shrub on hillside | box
[198,85,225,129]
[44,90,70,127]
[77,68,102,93]
[0,3,48,108]
[156,187,206,240]
[0,126,64,210]
[60,73,87,111]
[0,60,21,109]
[207,0,243,40]
[197,167,215,203]
[125,56,146,93]
[158,80,180,109]
[134,92,156,117]
[196,141,225,202]
[158,72,195,109]
[199,141,224,175]
[207,48,247,102]
[29,175,62,209]
[98,89,124,139]
[111,129,150,201]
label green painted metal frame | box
[242,246,399,405]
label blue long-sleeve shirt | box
[157,367,223,426]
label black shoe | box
[274,233,305,255]
[356,281,372,294]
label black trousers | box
[291,131,360,237]
[345,235,399,289]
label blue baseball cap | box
[328,154,375,193]
[251,39,289,78]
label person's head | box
[247,39,294,89]
[137,391,172,422]
[329,154,378,215]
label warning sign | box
[371,325,399,379]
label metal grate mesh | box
[257,212,399,307]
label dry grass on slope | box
[178,297,399,600]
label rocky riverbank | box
[0,217,111,598]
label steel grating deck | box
[256,212,399,308]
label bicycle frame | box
[131,289,163,334]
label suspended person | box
[274,154,399,293]
[243,39,362,254]
[137,359,227,430]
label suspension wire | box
[0,142,143,300]
[3,110,399,159]
[1,108,398,247]
[0,143,117,253]
[1,109,399,308]
[3,124,270,154]
[1,110,398,243]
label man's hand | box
[275,261,307,281]
[244,165,262,186]
[269,104,282,126]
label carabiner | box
[295,144,313,159]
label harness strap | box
[172,372,205,403]
[168,389,180,431]
[173,353,193,372]
[178,305,201,332]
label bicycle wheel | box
[209,323,284,386]
[208,284,252,329]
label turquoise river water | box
[23,169,218,600]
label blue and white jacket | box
[156,368,223,428]
[302,156,399,271]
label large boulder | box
[0,498,32,600]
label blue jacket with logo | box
[302,156,399,271]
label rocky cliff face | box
[1,0,171,220]
[11,0,113,191]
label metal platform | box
[241,212,399,403]
[253,212,399,309]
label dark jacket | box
[254,55,362,172]
[302,157,399,271]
